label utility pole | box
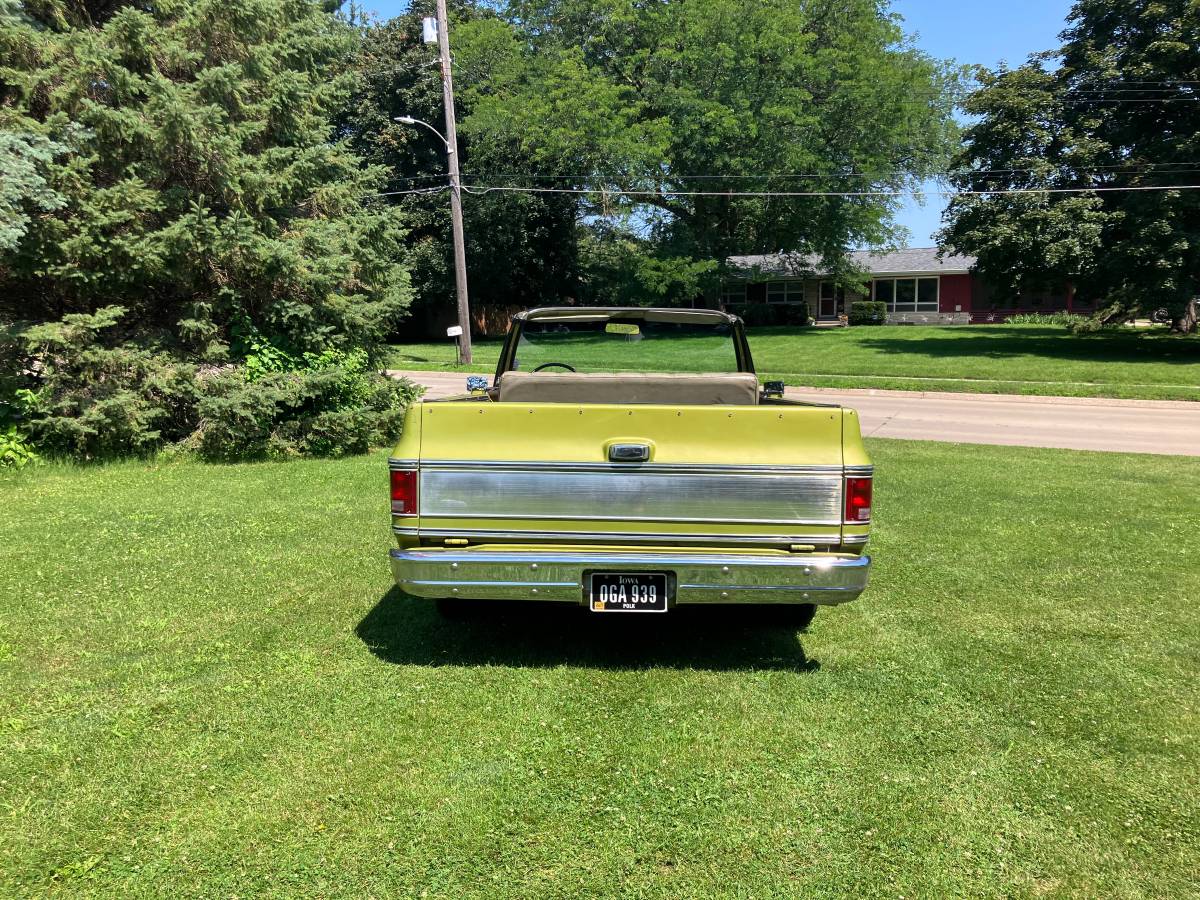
[435,0,473,364]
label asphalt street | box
[388,370,1200,456]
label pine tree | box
[0,0,416,456]
[0,0,411,355]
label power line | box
[459,183,1200,198]
[368,185,451,198]
[460,162,1200,181]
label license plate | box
[589,572,669,613]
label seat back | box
[497,371,760,405]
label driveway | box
[388,370,1200,457]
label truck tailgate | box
[396,402,852,548]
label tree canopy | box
[342,0,580,326]
[940,0,1200,332]
[395,0,962,302]
[0,0,417,459]
[338,0,955,304]
[0,0,411,355]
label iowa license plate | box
[589,572,669,613]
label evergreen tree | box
[0,0,416,457]
[0,0,411,353]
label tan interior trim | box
[498,371,760,405]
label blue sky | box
[888,0,1074,244]
[365,0,1076,246]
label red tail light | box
[390,469,417,516]
[845,477,872,522]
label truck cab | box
[389,307,872,620]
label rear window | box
[513,318,740,374]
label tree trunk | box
[1171,298,1197,334]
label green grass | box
[2,443,1198,897]
[388,324,1200,400]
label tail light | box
[845,477,872,522]
[390,469,417,516]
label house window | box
[766,281,804,304]
[874,279,894,307]
[873,277,939,313]
[721,282,747,305]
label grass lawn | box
[388,324,1200,401]
[2,442,1198,897]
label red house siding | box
[939,274,973,313]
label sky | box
[888,0,1075,244]
[366,0,1077,247]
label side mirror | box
[763,380,785,399]
[466,375,489,394]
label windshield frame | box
[494,307,756,382]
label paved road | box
[388,370,1200,457]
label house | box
[723,248,1080,324]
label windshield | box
[511,317,741,374]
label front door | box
[818,281,843,319]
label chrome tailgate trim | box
[418,467,843,525]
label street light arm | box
[394,115,451,153]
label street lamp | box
[394,108,472,364]
[393,115,450,152]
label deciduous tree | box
[467,0,961,299]
[941,0,1200,333]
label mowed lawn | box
[2,442,1198,897]
[388,324,1200,400]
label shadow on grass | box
[356,587,820,673]
[855,327,1200,367]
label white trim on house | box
[872,275,940,314]
[766,281,805,304]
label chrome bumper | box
[390,548,870,606]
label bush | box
[734,302,810,327]
[1007,312,1089,327]
[17,307,199,459]
[195,352,422,461]
[848,301,887,326]
[0,426,39,469]
[5,306,422,461]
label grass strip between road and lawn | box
[1,440,1197,897]
[388,323,1200,401]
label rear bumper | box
[390,547,870,606]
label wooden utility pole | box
[435,0,472,363]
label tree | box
[940,0,1200,333]
[342,1,581,329]
[0,0,417,457]
[461,0,961,299]
[0,0,411,355]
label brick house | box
[723,248,1080,324]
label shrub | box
[1007,312,1089,326]
[0,426,39,469]
[6,306,422,461]
[17,307,199,459]
[734,302,810,327]
[195,352,422,461]
[782,302,811,326]
[848,301,887,326]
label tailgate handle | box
[608,443,650,462]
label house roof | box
[727,247,976,278]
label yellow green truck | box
[389,307,872,624]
